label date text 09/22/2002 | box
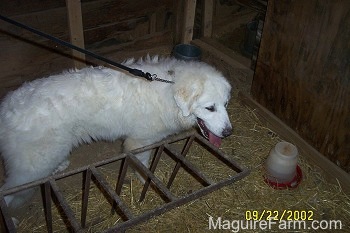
[245,210,314,221]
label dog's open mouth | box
[197,118,222,147]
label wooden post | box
[181,0,196,44]
[202,0,213,37]
[66,0,86,69]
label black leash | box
[0,14,174,84]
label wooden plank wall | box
[251,0,350,172]
[0,0,175,97]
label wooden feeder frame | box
[0,132,249,233]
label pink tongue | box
[208,131,222,147]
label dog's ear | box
[174,81,203,117]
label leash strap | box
[0,14,174,84]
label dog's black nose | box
[222,127,233,138]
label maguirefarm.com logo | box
[208,216,343,232]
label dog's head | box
[173,64,232,147]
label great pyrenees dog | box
[0,55,232,207]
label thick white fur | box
[0,55,232,207]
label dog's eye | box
[225,101,228,108]
[205,105,216,112]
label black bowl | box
[173,44,201,61]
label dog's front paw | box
[52,160,70,175]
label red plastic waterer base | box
[264,165,303,190]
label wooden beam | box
[66,0,85,69]
[239,91,350,194]
[202,0,213,37]
[181,0,196,44]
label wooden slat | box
[239,91,350,194]
[202,0,213,37]
[66,0,86,68]
[181,0,197,44]
[0,0,66,17]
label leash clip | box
[145,73,174,84]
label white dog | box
[0,56,232,207]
